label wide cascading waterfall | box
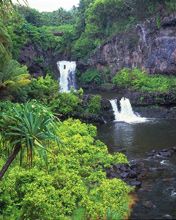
[57,61,76,92]
[110,97,147,123]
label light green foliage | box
[56,91,81,115]
[112,68,176,93]
[85,0,126,37]
[0,118,132,219]
[87,95,101,114]
[27,75,59,105]
[54,24,76,56]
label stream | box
[58,61,176,219]
[97,119,176,219]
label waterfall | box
[110,97,147,123]
[57,61,76,92]
[136,24,147,45]
[110,99,119,121]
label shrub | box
[0,119,132,219]
[56,92,81,115]
[112,68,176,93]
[28,75,59,104]
[80,68,101,85]
[87,95,101,114]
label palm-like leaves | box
[0,101,59,179]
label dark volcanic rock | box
[19,42,63,78]
[106,161,147,187]
[147,147,176,159]
[143,200,156,209]
[88,13,176,77]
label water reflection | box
[97,119,176,219]
[98,119,176,159]
[112,122,135,147]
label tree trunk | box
[0,145,21,181]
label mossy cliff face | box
[18,42,63,78]
[88,13,176,77]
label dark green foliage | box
[0,21,11,70]
[17,6,44,27]
[0,59,31,101]
[80,68,101,85]
[0,101,59,167]
[112,68,176,93]
[87,95,101,114]
[18,6,77,27]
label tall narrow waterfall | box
[110,97,147,123]
[57,61,76,92]
[110,99,119,121]
[136,24,147,45]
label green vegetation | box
[9,0,175,61]
[79,67,111,85]
[0,102,59,180]
[80,68,101,85]
[113,68,176,93]
[0,110,133,219]
[87,95,101,114]
[2,1,176,219]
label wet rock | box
[129,170,138,178]
[147,147,176,159]
[162,177,175,182]
[106,160,147,187]
[113,164,121,170]
[130,180,142,187]
[138,169,148,179]
[87,14,176,81]
[119,164,129,172]
[143,200,156,209]
[163,214,173,219]
[172,146,176,152]
[159,151,172,157]
[120,172,129,179]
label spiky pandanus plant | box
[0,101,59,180]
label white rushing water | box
[57,61,76,92]
[136,24,147,45]
[110,97,147,124]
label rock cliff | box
[18,42,63,78]
[88,13,176,77]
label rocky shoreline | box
[106,146,176,188]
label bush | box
[56,92,81,115]
[80,68,101,85]
[87,95,101,114]
[28,75,59,104]
[0,119,132,219]
[112,68,176,93]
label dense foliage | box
[8,0,176,61]
[1,1,176,219]
[0,115,133,219]
[113,68,176,93]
